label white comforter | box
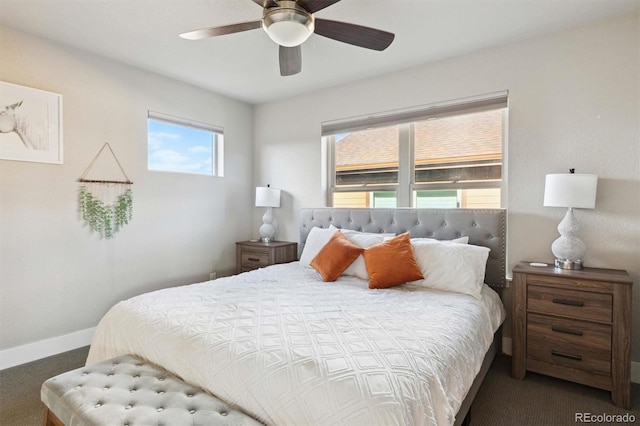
[87,262,505,426]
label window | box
[414,190,459,208]
[147,111,223,176]
[334,126,399,187]
[324,93,507,208]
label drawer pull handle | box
[552,298,584,307]
[551,326,583,336]
[551,350,582,361]
[247,257,261,262]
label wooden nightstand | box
[236,241,298,274]
[511,262,633,408]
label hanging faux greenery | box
[78,143,134,239]
[80,184,133,238]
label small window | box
[147,112,223,176]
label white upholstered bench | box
[41,354,263,426]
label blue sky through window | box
[335,132,349,142]
[148,118,215,175]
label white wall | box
[1,12,638,368]
[0,27,255,356]
[254,14,640,361]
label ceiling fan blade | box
[279,45,302,76]
[180,21,262,40]
[296,0,341,14]
[314,18,394,51]
[250,0,278,8]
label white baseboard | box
[0,327,95,370]
[501,336,640,384]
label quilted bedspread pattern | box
[87,262,505,426]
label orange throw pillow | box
[310,231,364,282]
[363,233,424,289]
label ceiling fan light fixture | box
[263,2,314,47]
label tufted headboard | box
[300,208,506,288]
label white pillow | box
[300,226,397,275]
[342,232,388,279]
[411,236,469,244]
[409,240,490,299]
[299,226,339,267]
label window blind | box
[148,111,224,134]
[321,91,508,136]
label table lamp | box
[255,185,281,242]
[543,169,597,270]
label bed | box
[87,208,507,426]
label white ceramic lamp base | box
[259,206,276,243]
[551,208,586,270]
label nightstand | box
[236,241,298,274]
[511,262,633,408]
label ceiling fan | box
[179,0,395,76]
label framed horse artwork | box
[0,81,62,164]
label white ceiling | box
[1,0,638,104]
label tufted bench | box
[41,354,263,426]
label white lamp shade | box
[255,187,281,208]
[544,173,597,209]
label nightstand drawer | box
[527,284,612,323]
[527,313,611,351]
[236,241,298,275]
[241,251,269,268]
[527,332,611,375]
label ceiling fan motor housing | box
[262,1,314,47]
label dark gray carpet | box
[0,349,638,425]
[469,355,639,425]
[0,346,89,426]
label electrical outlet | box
[209,272,217,280]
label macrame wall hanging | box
[78,143,133,239]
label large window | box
[325,93,507,208]
[147,111,224,176]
